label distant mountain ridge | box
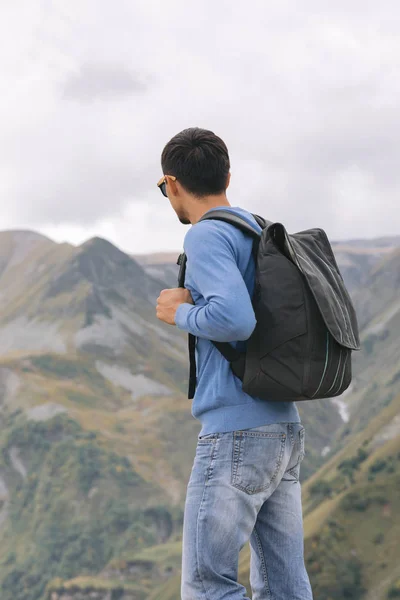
[0,229,398,599]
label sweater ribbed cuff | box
[174,302,194,331]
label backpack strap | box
[198,210,264,237]
[177,211,271,398]
[252,213,270,229]
[196,211,267,386]
[176,253,197,398]
[198,210,269,266]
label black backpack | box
[177,210,361,402]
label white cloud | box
[0,0,399,253]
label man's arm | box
[174,221,256,342]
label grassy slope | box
[2,233,398,599]
[0,412,173,600]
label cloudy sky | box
[1,1,399,255]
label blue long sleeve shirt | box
[175,205,300,436]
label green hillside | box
[0,412,173,600]
[0,230,398,599]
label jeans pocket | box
[231,430,286,495]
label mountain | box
[0,229,398,599]
[132,251,181,290]
[331,237,400,292]
[0,231,196,600]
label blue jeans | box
[181,423,313,599]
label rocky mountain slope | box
[0,229,398,599]
[0,231,194,600]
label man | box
[156,127,313,600]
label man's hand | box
[156,287,194,325]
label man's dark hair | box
[161,127,230,197]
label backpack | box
[177,210,361,401]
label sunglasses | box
[157,175,176,197]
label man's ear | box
[226,172,231,189]
[167,176,179,197]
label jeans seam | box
[253,525,272,599]
[288,423,294,446]
[231,431,242,483]
[195,438,218,600]
[282,427,305,482]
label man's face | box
[169,194,191,225]
[157,175,199,225]
[163,177,191,225]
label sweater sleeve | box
[174,221,257,342]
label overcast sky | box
[1,1,399,255]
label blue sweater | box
[175,205,301,436]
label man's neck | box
[190,195,231,224]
